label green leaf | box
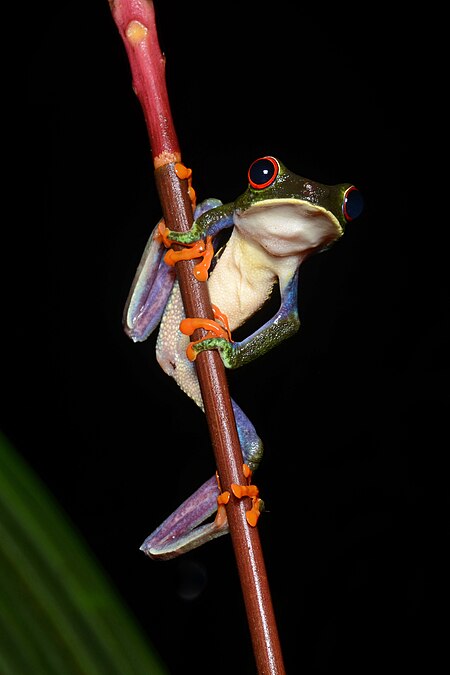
[0,432,168,675]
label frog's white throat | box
[234,199,343,259]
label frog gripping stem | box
[231,464,264,527]
[179,304,233,361]
[162,234,214,282]
[109,2,286,674]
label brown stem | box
[109,2,286,672]
[108,0,180,166]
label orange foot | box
[214,489,230,529]
[179,304,233,361]
[175,162,196,208]
[214,465,262,528]
[161,229,213,282]
[231,464,263,527]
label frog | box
[124,156,363,559]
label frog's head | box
[234,156,363,258]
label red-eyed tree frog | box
[124,156,363,559]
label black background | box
[7,2,446,673]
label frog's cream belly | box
[155,229,278,407]
[206,230,277,331]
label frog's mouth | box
[234,198,343,258]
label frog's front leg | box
[163,199,236,245]
[183,269,300,368]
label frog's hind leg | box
[147,282,263,557]
[156,281,205,410]
[140,401,263,559]
[140,474,227,559]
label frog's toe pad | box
[246,498,264,526]
[230,482,262,527]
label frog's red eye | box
[248,156,280,189]
[342,186,364,222]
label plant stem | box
[108,2,286,672]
